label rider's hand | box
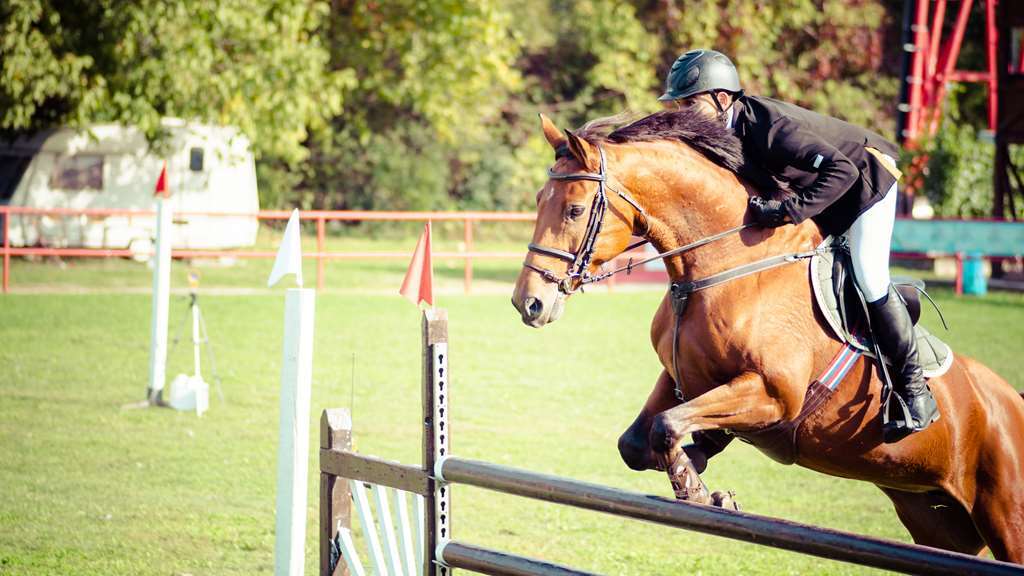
[748,196,790,228]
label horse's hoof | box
[710,490,740,511]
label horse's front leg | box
[618,370,737,504]
[649,371,784,500]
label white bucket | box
[169,374,210,416]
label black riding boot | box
[868,284,940,443]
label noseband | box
[524,145,646,294]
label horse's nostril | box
[524,297,544,320]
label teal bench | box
[891,218,1024,295]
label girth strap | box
[668,247,827,402]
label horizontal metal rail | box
[0,207,538,293]
[6,205,1021,295]
[0,248,523,260]
[436,456,1024,576]
[0,206,537,221]
[440,541,598,576]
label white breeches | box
[847,179,898,303]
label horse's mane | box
[573,109,745,174]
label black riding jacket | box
[730,95,900,235]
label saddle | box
[810,236,953,378]
[736,236,953,465]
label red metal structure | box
[896,0,1000,211]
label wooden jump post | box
[320,408,352,576]
[319,308,1024,576]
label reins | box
[598,223,754,281]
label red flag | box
[400,222,434,307]
[154,162,170,198]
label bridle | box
[523,145,650,294]
[523,143,753,295]
[524,146,621,294]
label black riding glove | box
[748,196,789,228]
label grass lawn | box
[1,250,1023,575]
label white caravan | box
[0,119,259,253]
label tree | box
[633,0,898,136]
[4,0,916,211]
[1,0,351,177]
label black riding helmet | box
[659,49,742,105]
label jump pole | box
[275,287,316,576]
[270,210,316,576]
[432,456,1023,576]
[146,163,172,404]
[422,308,451,576]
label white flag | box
[267,209,304,288]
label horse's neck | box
[619,142,820,281]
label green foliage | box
[639,0,898,136]
[458,135,553,211]
[4,0,924,210]
[323,1,521,144]
[546,1,661,118]
[921,118,996,218]
[1,0,352,165]
[353,123,454,211]
[300,1,525,211]
[0,0,99,129]
[919,90,1024,219]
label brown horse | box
[511,111,1024,562]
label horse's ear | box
[565,129,598,171]
[539,113,566,149]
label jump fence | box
[318,308,1023,576]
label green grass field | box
[1,245,1023,575]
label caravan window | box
[190,147,204,171]
[50,154,104,190]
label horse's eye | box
[568,205,586,219]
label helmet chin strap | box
[711,90,742,126]
[711,91,732,124]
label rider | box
[659,49,939,451]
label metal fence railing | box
[0,207,539,294]
[5,206,1021,295]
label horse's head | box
[511,115,644,328]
